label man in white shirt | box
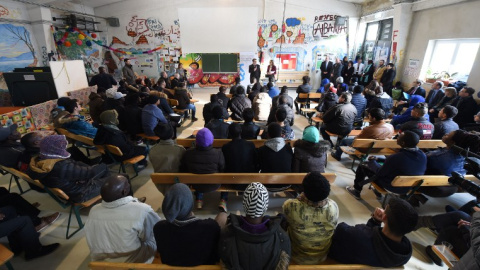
[353,58,365,80]
[85,175,161,263]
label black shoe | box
[346,186,361,200]
[192,117,198,122]
[331,152,341,161]
[371,188,383,201]
[25,243,60,261]
[425,245,443,266]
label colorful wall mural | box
[179,53,238,88]
[0,23,38,106]
[257,15,348,73]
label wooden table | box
[432,245,459,268]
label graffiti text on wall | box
[124,16,180,48]
[312,15,347,38]
[257,18,314,49]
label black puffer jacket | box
[323,102,357,135]
[180,146,225,174]
[229,94,252,121]
[368,93,393,114]
[93,125,142,160]
[241,122,260,140]
[206,119,230,139]
[202,101,229,125]
[317,92,338,113]
[292,140,330,173]
[27,157,109,202]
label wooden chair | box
[137,133,160,151]
[168,99,188,115]
[0,165,31,194]
[0,244,14,270]
[308,93,322,106]
[96,144,146,179]
[297,93,310,115]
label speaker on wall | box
[107,18,120,27]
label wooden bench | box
[151,172,336,193]
[0,165,100,239]
[276,70,309,88]
[0,244,14,270]
[308,92,322,106]
[341,139,446,172]
[370,175,477,207]
[56,128,99,156]
[95,144,146,179]
[137,133,160,150]
[176,139,296,149]
[88,261,403,270]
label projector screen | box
[178,7,258,54]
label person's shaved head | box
[101,175,130,202]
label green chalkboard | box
[201,53,238,73]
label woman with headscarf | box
[153,183,221,266]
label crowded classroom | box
[0,0,480,269]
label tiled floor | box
[1,86,474,270]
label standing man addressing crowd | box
[249,58,261,84]
[89,66,117,93]
[122,59,136,85]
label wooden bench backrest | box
[298,93,309,99]
[392,175,477,187]
[176,139,296,148]
[351,139,446,149]
[308,93,322,99]
[168,99,180,107]
[164,88,175,96]
[0,243,13,265]
[151,173,336,184]
[277,71,309,79]
[88,262,402,270]
[0,166,44,189]
[57,128,95,146]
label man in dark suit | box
[249,59,261,84]
[425,81,445,109]
[453,87,479,128]
[320,55,333,81]
[408,79,426,98]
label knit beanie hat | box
[0,124,17,141]
[40,135,71,159]
[100,109,119,126]
[195,128,214,147]
[243,182,269,218]
[303,126,320,143]
[303,172,330,202]
[162,183,193,223]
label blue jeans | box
[184,104,196,118]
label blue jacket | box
[329,218,412,267]
[432,118,459,139]
[317,78,330,93]
[351,93,367,122]
[426,148,466,176]
[391,95,426,127]
[375,148,427,194]
[63,115,97,138]
[268,87,280,98]
[142,104,167,136]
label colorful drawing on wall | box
[312,15,348,39]
[54,30,102,74]
[0,24,36,73]
[125,15,180,48]
[258,18,314,49]
[179,53,238,88]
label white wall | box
[402,0,480,99]
[94,0,361,80]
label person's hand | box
[0,212,5,220]
[368,156,377,161]
[372,207,385,222]
[458,219,471,228]
[429,109,434,113]
[473,206,480,212]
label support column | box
[27,7,54,66]
[390,1,413,82]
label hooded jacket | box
[219,214,291,270]
[351,93,367,122]
[273,93,294,109]
[323,102,357,136]
[221,138,258,173]
[205,119,229,139]
[399,117,434,140]
[292,140,330,173]
[391,95,426,127]
[88,92,104,124]
[202,101,229,125]
[229,94,252,121]
[180,146,225,174]
[253,93,272,121]
[329,218,412,267]
[317,79,330,93]
[296,84,311,102]
[93,125,143,160]
[27,157,109,203]
[316,91,338,113]
[369,92,393,114]
[258,138,293,173]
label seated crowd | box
[0,60,479,269]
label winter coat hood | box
[265,137,286,152]
[294,140,330,157]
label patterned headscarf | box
[243,182,269,218]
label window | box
[423,39,480,82]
